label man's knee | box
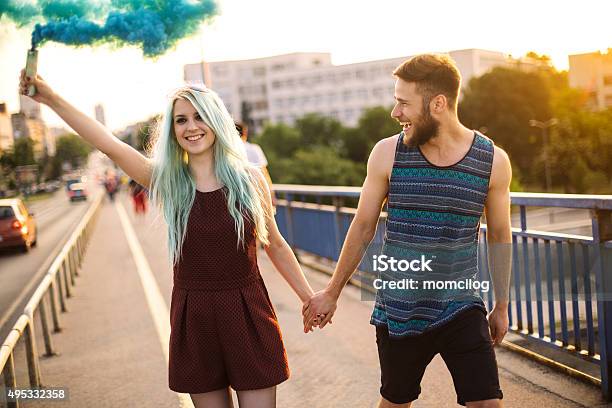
[466,398,502,408]
[378,397,412,408]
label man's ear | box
[431,94,447,113]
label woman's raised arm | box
[19,71,153,187]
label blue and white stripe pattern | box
[370,131,494,337]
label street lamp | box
[529,118,559,225]
[529,118,558,194]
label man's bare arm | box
[303,136,395,329]
[484,145,513,344]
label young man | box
[303,54,512,408]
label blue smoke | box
[1,0,218,57]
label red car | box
[0,198,37,252]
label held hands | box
[19,69,57,106]
[301,289,338,333]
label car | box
[0,198,37,252]
[68,182,88,202]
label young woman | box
[19,73,316,408]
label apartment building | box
[184,49,521,131]
[569,49,612,110]
[0,103,14,152]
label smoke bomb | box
[25,48,38,96]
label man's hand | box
[488,305,509,346]
[302,289,337,333]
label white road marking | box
[115,201,194,408]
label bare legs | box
[190,386,276,408]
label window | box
[253,66,266,77]
[0,206,14,219]
[343,90,353,101]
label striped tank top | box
[370,130,495,337]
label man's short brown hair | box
[393,54,461,110]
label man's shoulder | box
[371,134,400,159]
[368,134,401,179]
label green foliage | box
[460,61,611,194]
[53,133,92,170]
[256,111,396,187]
[13,137,36,166]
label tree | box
[256,123,302,158]
[459,67,553,187]
[340,106,400,162]
[13,137,36,166]
[270,146,366,187]
[294,113,344,151]
[53,134,92,170]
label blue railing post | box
[333,197,343,261]
[285,193,296,251]
[594,209,612,400]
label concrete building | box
[0,103,14,152]
[95,103,106,126]
[569,49,612,110]
[184,49,524,131]
[11,113,49,159]
[19,94,41,120]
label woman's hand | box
[19,69,58,106]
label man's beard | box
[405,106,440,147]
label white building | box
[569,49,612,110]
[184,49,522,131]
[19,94,41,120]
[0,103,14,152]
[95,103,106,126]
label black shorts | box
[376,308,503,406]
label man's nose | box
[391,105,400,119]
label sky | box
[0,0,611,131]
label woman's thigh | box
[236,386,276,408]
[190,387,234,408]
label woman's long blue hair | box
[149,86,269,265]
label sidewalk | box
[20,193,607,407]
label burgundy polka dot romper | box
[168,187,290,393]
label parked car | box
[0,198,37,252]
[68,182,88,202]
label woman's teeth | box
[186,134,203,141]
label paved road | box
[0,189,98,341]
[2,192,607,407]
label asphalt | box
[3,192,609,408]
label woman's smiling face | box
[173,98,216,156]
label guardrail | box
[272,184,612,399]
[0,193,103,407]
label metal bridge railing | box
[272,184,612,399]
[0,193,103,408]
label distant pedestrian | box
[129,179,148,214]
[104,170,118,202]
[236,122,276,206]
